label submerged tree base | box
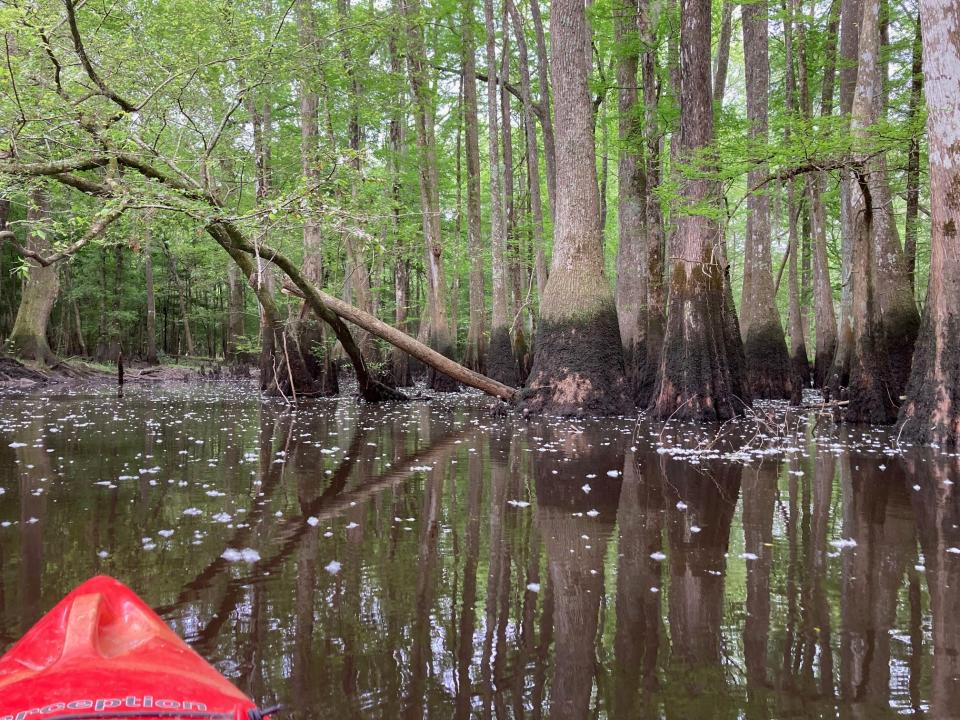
[523,305,631,417]
[486,326,519,387]
[651,264,749,422]
[742,322,793,400]
[898,314,960,447]
[881,305,920,398]
[845,321,898,425]
[427,342,461,392]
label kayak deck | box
[0,577,264,720]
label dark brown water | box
[1,384,959,719]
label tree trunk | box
[502,29,530,380]
[143,227,158,364]
[482,0,517,386]
[507,0,548,308]
[903,14,922,297]
[523,0,629,416]
[226,262,246,363]
[844,0,897,423]
[783,0,811,394]
[283,280,516,401]
[897,0,960,446]
[830,0,863,388]
[807,0,840,387]
[8,188,59,365]
[462,0,487,373]
[529,0,556,220]
[635,0,665,407]
[247,59,318,398]
[650,0,747,421]
[614,0,645,383]
[400,0,459,391]
[296,0,338,394]
[167,252,195,357]
[387,22,413,387]
[712,0,733,107]
[740,0,793,399]
[852,0,919,398]
[786,184,810,395]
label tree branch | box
[0,198,128,266]
[64,0,137,113]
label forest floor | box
[0,355,253,390]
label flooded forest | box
[1,0,959,716]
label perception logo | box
[2,696,212,720]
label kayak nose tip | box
[60,587,168,661]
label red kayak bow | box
[0,576,269,720]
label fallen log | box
[281,280,518,402]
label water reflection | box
[0,386,959,718]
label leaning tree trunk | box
[897,0,960,447]
[523,0,630,416]
[8,189,59,365]
[650,0,748,421]
[712,0,733,105]
[740,0,793,399]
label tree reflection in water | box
[1,389,959,718]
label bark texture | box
[483,0,518,386]
[634,0,665,407]
[858,5,919,400]
[844,0,901,423]
[143,227,158,364]
[805,0,839,389]
[401,0,459,391]
[8,189,59,365]
[740,0,793,399]
[829,0,863,388]
[462,0,487,373]
[651,0,748,421]
[614,0,646,377]
[898,0,960,446]
[523,0,629,416]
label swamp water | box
[0,384,958,719]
